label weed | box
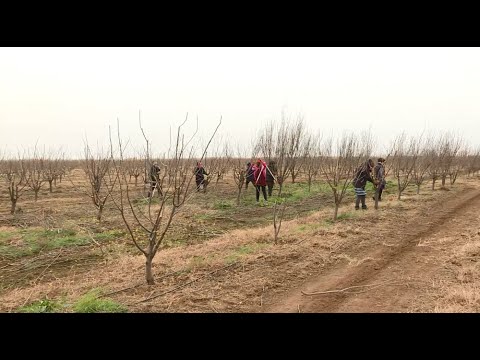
[19,298,64,313]
[73,289,128,313]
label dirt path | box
[265,187,480,313]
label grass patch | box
[296,223,324,232]
[337,212,356,221]
[18,298,65,313]
[73,289,128,313]
[225,243,269,264]
[0,227,106,258]
[0,231,16,241]
[93,230,126,241]
[193,213,214,221]
[324,212,356,225]
[213,200,234,210]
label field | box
[1,170,480,313]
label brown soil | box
[265,185,480,312]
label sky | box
[1,47,479,158]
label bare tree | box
[126,157,144,187]
[390,133,420,200]
[319,133,367,221]
[273,200,287,244]
[302,133,321,192]
[110,115,221,285]
[70,142,116,222]
[438,132,463,187]
[25,147,46,202]
[231,144,248,205]
[412,137,433,195]
[205,139,231,187]
[449,142,467,185]
[465,146,480,178]
[254,113,304,195]
[42,149,64,192]
[2,153,29,214]
[286,116,306,184]
[427,138,442,191]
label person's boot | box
[360,195,367,209]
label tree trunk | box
[308,178,312,192]
[416,184,420,195]
[10,200,17,215]
[333,203,339,221]
[432,178,436,190]
[49,180,53,193]
[146,255,154,285]
[134,175,139,187]
[441,175,446,187]
[34,190,39,202]
[278,182,283,196]
[97,205,103,222]
[397,178,402,200]
[236,188,241,206]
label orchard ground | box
[1,171,480,313]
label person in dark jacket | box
[254,159,268,204]
[266,160,277,197]
[353,159,377,210]
[194,161,208,192]
[148,161,162,198]
[373,157,386,201]
[245,162,256,189]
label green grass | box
[193,213,214,221]
[73,289,128,313]
[225,243,269,264]
[0,227,126,259]
[235,181,330,209]
[296,222,326,233]
[93,230,126,241]
[213,199,235,210]
[337,212,356,221]
[18,298,65,313]
[324,211,356,225]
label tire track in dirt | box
[265,187,480,312]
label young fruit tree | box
[68,142,116,223]
[2,154,29,214]
[110,115,221,285]
[231,144,249,205]
[390,133,420,200]
[319,132,369,221]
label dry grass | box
[430,219,480,312]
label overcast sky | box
[1,47,479,158]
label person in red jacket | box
[254,158,268,204]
